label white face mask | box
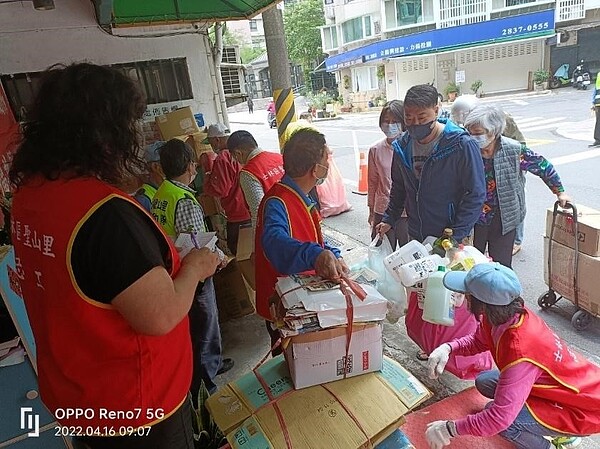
[381,123,402,138]
[471,134,493,149]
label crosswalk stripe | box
[520,123,569,132]
[516,117,565,128]
[550,148,600,166]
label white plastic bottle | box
[422,266,455,326]
[384,240,430,282]
[396,254,446,287]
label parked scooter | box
[549,63,571,89]
[267,111,277,128]
[572,60,591,90]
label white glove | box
[427,343,451,379]
[425,420,454,449]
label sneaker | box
[552,436,582,449]
[512,244,522,255]
[216,358,234,375]
[589,141,600,148]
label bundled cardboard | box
[236,226,255,290]
[198,193,222,217]
[214,260,255,322]
[173,132,214,159]
[206,355,430,449]
[155,106,200,140]
[284,323,383,389]
[546,204,600,257]
[543,237,600,315]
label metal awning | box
[93,0,279,27]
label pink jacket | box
[367,138,394,215]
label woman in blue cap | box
[424,263,600,449]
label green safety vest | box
[151,180,204,238]
[136,183,157,203]
[595,74,600,106]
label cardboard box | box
[174,132,213,159]
[543,236,600,315]
[206,355,430,449]
[545,204,600,257]
[236,226,255,290]
[198,193,221,217]
[284,323,383,389]
[155,106,200,140]
[214,259,255,322]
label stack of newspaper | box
[274,270,388,337]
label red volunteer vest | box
[254,182,323,319]
[241,151,284,210]
[12,177,192,428]
[482,309,600,435]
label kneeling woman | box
[425,263,600,449]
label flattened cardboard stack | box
[206,355,430,449]
[544,204,600,315]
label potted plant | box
[193,382,227,449]
[533,69,550,90]
[444,82,460,102]
[470,80,483,97]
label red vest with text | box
[254,182,323,319]
[12,177,191,428]
[482,309,600,435]
[241,151,284,209]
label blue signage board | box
[325,9,555,71]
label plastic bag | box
[368,236,407,323]
[317,153,352,218]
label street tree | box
[283,0,325,84]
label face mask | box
[314,163,328,186]
[471,134,493,149]
[407,120,435,141]
[382,123,402,138]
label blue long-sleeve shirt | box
[261,175,340,274]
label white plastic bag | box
[368,236,408,323]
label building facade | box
[321,0,600,106]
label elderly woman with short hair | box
[464,105,570,268]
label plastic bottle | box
[422,266,455,326]
[432,228,458,257]
[462,245,490,265]
[447,244,476,271]
[396,254,446,287]
[384,240,430,281]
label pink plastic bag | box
[317,154,352,218]
[405,291,494,380]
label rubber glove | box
[427,343,451,379]
[425,421,453,449]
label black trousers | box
[473,212,516,268]
[74,398,194,449]
[594,106,600,143]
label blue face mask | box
[382,123,402,138]
[471,134,493,149]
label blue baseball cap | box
[144,141,165,163]
[443,262,522,306]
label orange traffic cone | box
[352,151,368,195]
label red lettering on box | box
[362,351,369,370]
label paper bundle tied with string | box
[206,355,430,449]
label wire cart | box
[538,201,597,331]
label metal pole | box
[263,4,296,151]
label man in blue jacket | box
[377,84,485,242]
[376,84,488,371]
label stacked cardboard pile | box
[543,204,600,315]
[206,355,430,449]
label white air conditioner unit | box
[373,20,381,35]
[557,29,577,47]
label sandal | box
[416,350,429,361]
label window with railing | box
[557,0,585,21]
[341,16,372,44]
[491,0,550,9]
[439,0,487,28]
[322,26,339,50]
[384,0,434,30]
[222,47,239,64]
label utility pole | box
[262,4,296,150]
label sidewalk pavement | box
[555,117,596,142]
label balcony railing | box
[556,0,585,21]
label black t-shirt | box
[71,198,170,304]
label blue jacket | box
[382,119,485,241]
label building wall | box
[0,0,221,124]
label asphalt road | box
[228,87,600,364]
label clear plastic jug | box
[396,254,447,287]
[384,240,430,282]
[422,266,455,326]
